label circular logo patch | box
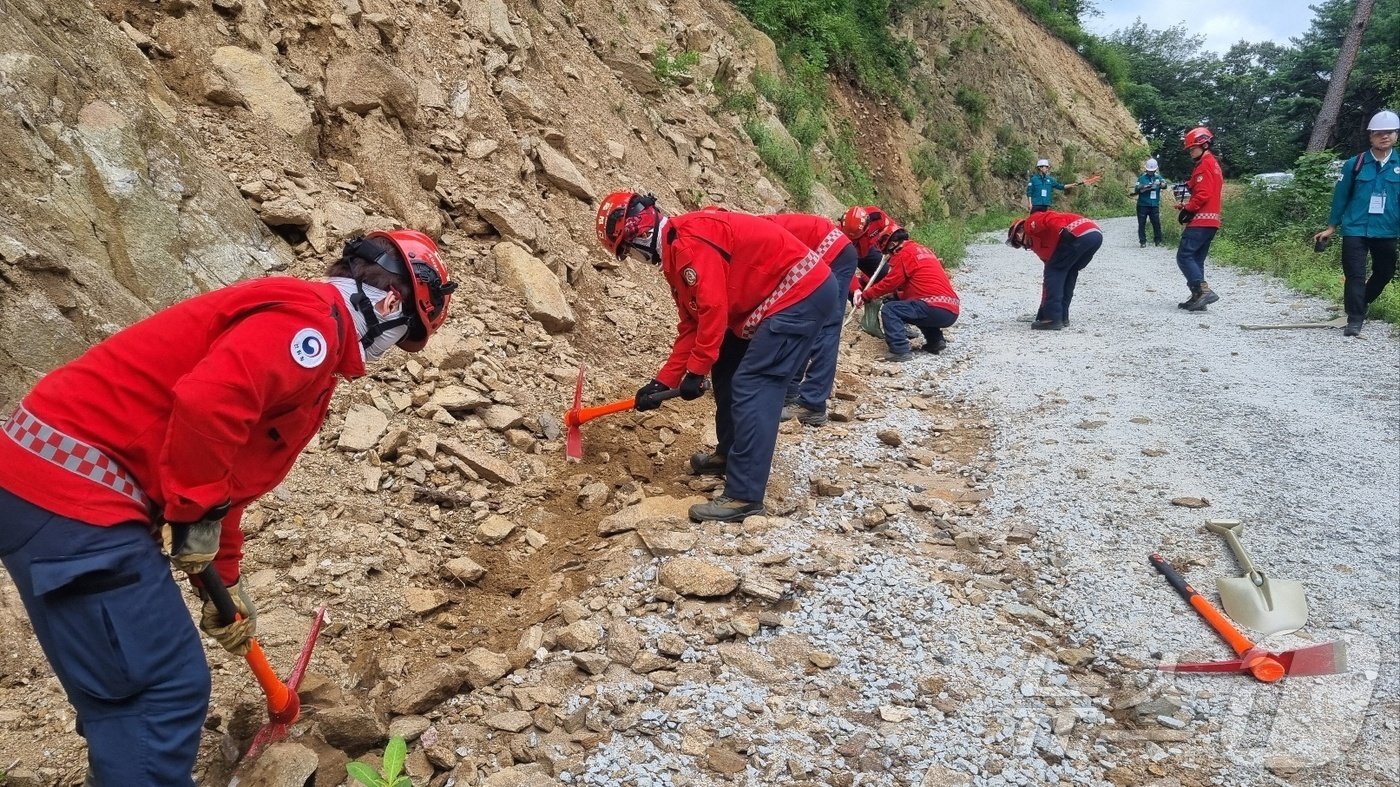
[682,267,698,286]
[290,328,327,368]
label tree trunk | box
[1307,0,1378,151]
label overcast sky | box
[1082,0,1318,54]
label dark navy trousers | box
[880,300,958,354]
[1039,230,1102,323]
[1176,226,1217,288]
[714,272,840,502]
[0,488,208,786]
[786,246,858,412]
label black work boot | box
[781,403,829,426]
[1344,318,1363,337]
[1178,285,1200,309]
[689,495,764,522]
[1030,319,1064,331]
[883,351,914,362]
[1187,282,1219,311]
[688,452,727,476]
[924,336,949,354]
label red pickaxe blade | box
[566,365,585,462]
[1157,641,1348,679]
[240,604,329,762]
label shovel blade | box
[1217,574,1310,636]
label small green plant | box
[651,43,701,86]
[993,140,1034,179]
[347,737,410,787]
[954,87,988,132]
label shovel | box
[1204,519,1309,636]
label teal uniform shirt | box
[1026,173,1066,208]
[1135,174,1166,207]
[1328,150,1400,239]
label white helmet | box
[1036,159,1051,168]
[1368,110,1399,132]
[1145,158,1159,172]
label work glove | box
[162,504,229,575]
[679,372,706,401]
[1177,209,1196,225]
[634,378,670,412]
[199,580,257,656]
[852,290,865,310]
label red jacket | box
[762,213,852,267]
[0,277,365,584]
[657,210,829,386]
[852,205,886,259]
[1182,150,1223,228]
[1022,211,1102,263]
[861,241,960,314]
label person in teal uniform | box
[1026,159,1075,213]
[1313,109,1400,337]
[1133,158,1168,247]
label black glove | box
[1177,209,1196,225]
[635,379,670,411]
[679,372,706,401]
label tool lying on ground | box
[1205,519,1309,636]
[1238,316,1347,330]
[564,365,687,461]
[1148,554,1347,682]
[199,566,328,762]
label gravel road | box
[572,216,1398,787]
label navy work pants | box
[0,488,209,786]
[1136,205,1162,245]
[713,272,840,502]
[1341,236,1398,320]
[1176,226,1217,288]
[786,247,858,412]
[1039,230,1101,323]
[880,300,957,354]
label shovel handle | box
[198,567,299,724]
[1149,554,1256,657]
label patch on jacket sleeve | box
[682,267,698,287]
[290,327,327,368]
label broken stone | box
[405,587,449,616]
[338,405,389,452]
[480,404,525,431]
[658,557,738,598]
[598,496,703,535]
[442,556,487,583]
[638,525,698,556]
[389,663,469,714]
[493,241,576,333]
[877,428,903,447]
[478,514,517,544]
[463,648,511,688]
[1171,496,1210,509]
[485,710,533,732]
[557,620,602,651]
[317,704,387,752]
[809,651,839,669]
[534,144,596,201]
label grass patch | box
[909,207,1022,269]
[828,122,877,205]
[651,43,700,86]
[743,118,814,208]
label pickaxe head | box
[1157,641,1348,683]
[566,365,586,462]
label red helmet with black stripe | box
[359,229,457,352]
[1183,126,1213,150]
[596,191,660,260]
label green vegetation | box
[651,43,700,86]
[1212,152,1399,323]
[1013,0,1127,92]
[828,123,877,205]
[909,207,1022,269]
[743,118,814,208]
[733,0,929,97]
[954,87,989,132]
[347,737,411,787]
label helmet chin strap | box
[627,216,665,264]
[330,277,414,359]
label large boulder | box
[324,53,420,126]
[211,47,314,146]
[492,241,576,333]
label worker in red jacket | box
[1007,210,1103,330]
[852,222,960,360]
[0,230,455,786]
[763,212,857,427]
[1175,126,1224,311]
[841,205,892,283]
[595,192,839,522]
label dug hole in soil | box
[0,216,1396,787]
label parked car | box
[1250,172,1295,191]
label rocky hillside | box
[0,0,1145,784]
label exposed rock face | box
[493,241,576,333]
[211,47,314,146]
[0,0,285,406]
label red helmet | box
[361,229,456,352]
[1007,218,1028,249]
[596,191,660,260]
[874,220,905,254]
[840,206,871,240]
[1183,127,1213,149]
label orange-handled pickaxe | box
[1148,554,1347,682]
[200,566,327,761]
[564,366,689,461]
